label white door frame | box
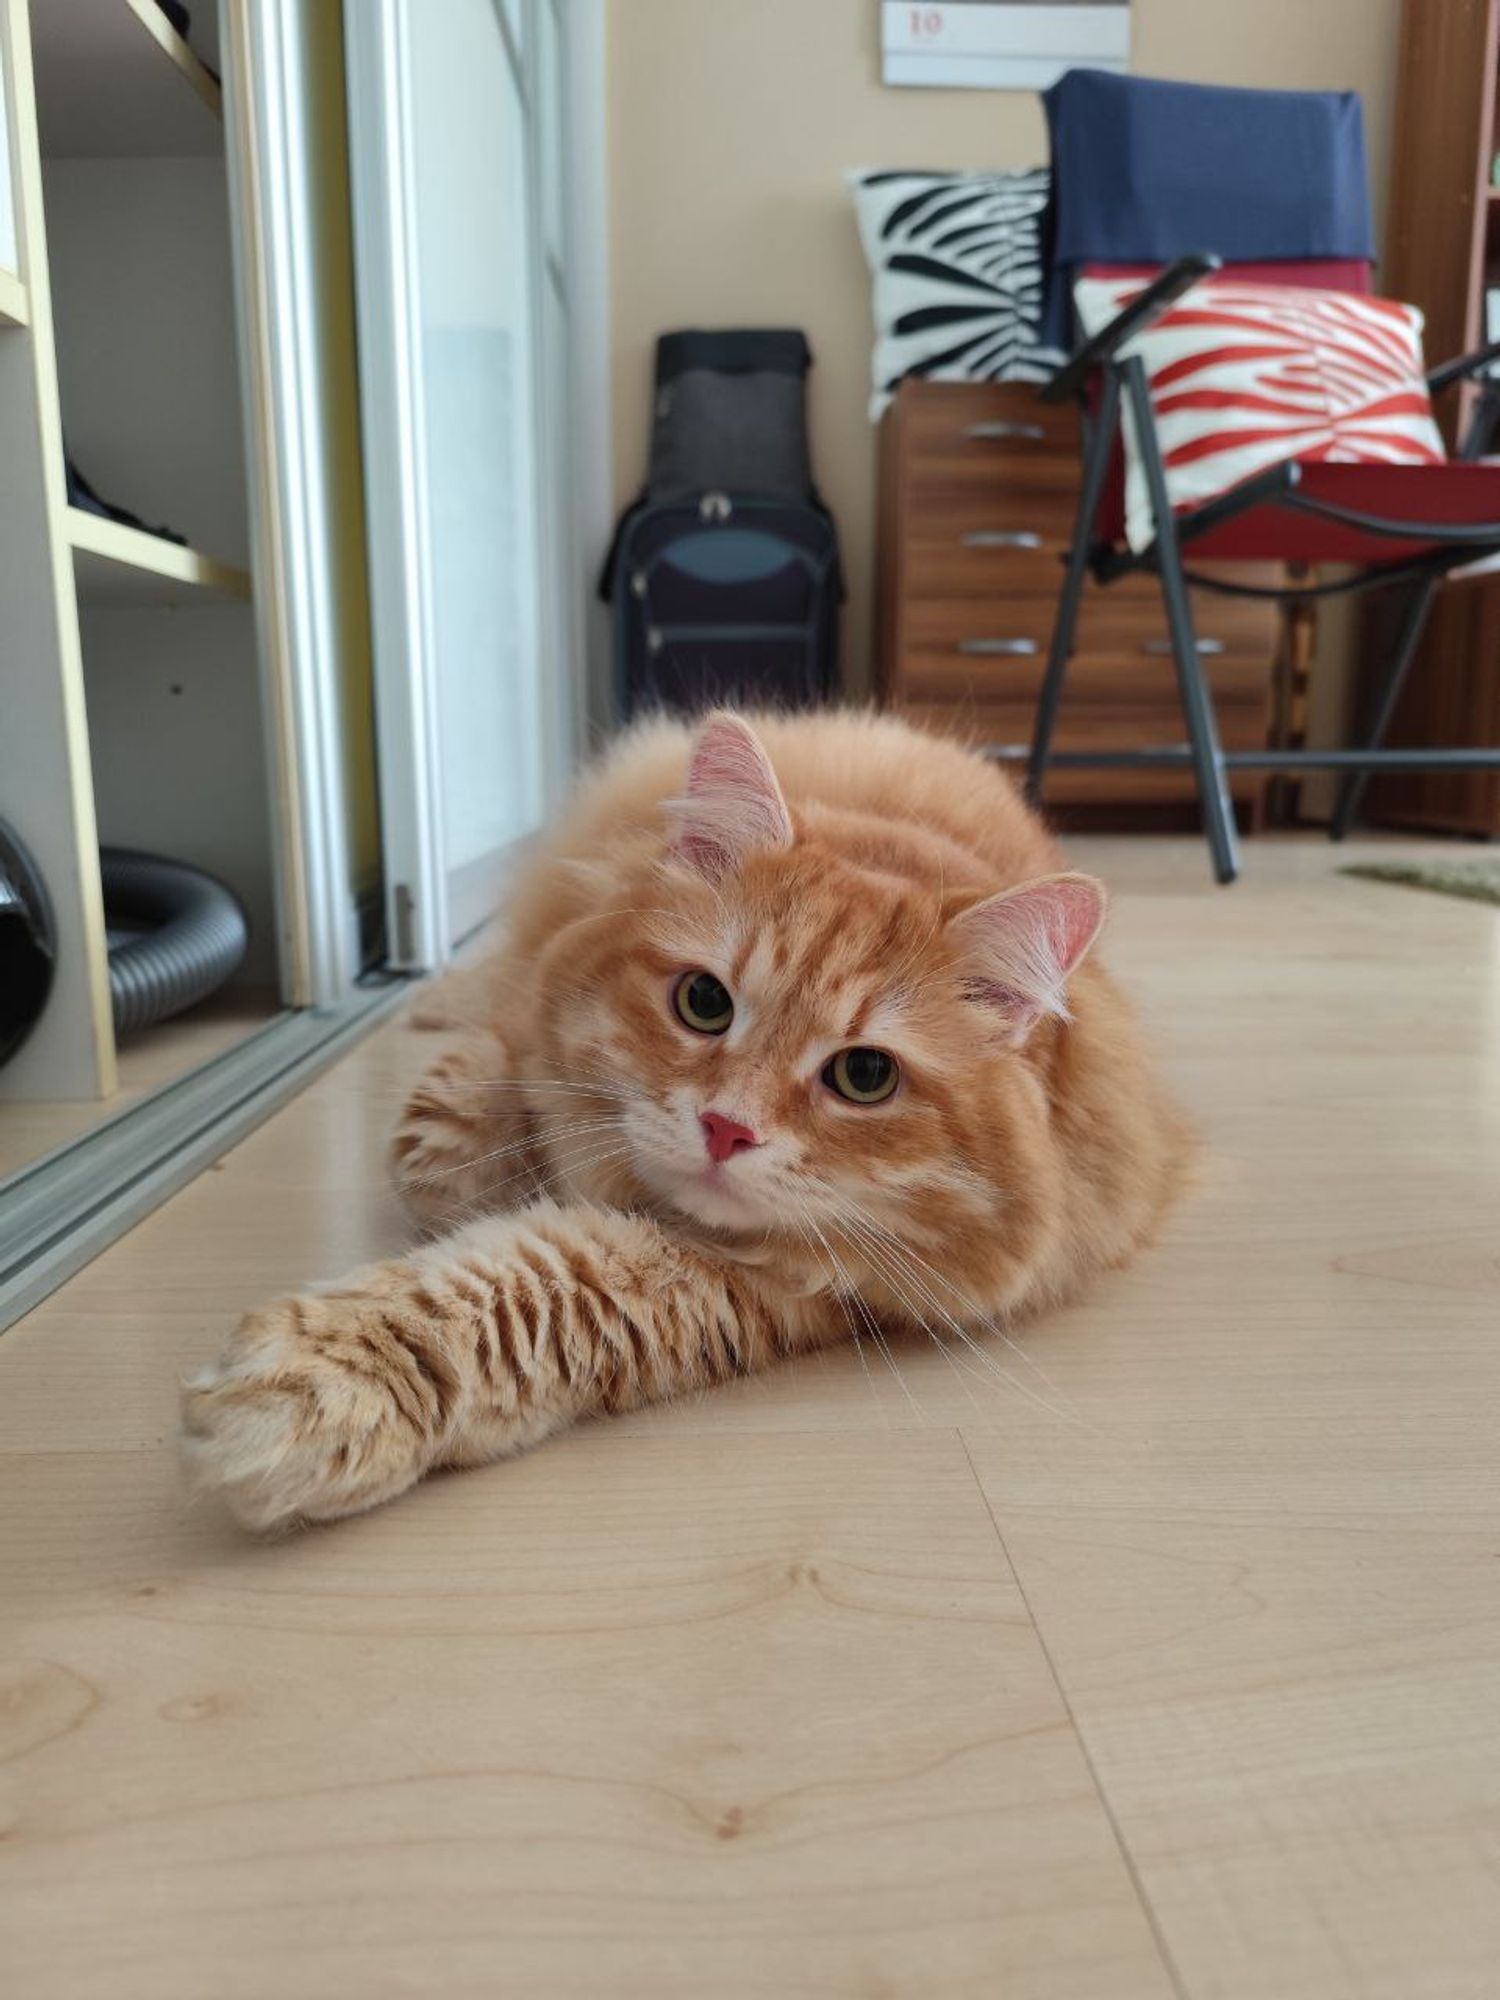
[559,0,614,744]
[342,0,448,971]
[222,0,362,1004]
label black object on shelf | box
[151,0,222,85]
[65,455,187,548]
[0,820,56,1072]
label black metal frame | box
[1026,255,1500,882]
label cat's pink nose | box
[700,1110,759,1164]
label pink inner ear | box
[1038,876,1107,971]
[670,713,793,877]
[949,873,1107,1035]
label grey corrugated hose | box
[101,849,249,1036]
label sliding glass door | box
[347,0,578,965]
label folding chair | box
[1026,71,1500,883]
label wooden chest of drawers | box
[876,382,1282,820]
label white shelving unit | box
[1,0,116,1110]
[0,0,296,1140]
[67,508,251,606]
[30,0,222,156]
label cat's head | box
[535,713,1105,1250]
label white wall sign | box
[882,1,1131,91]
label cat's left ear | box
[946,873,1106,1044]
[667,712,793,879]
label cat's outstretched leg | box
[388,1027,540,1231]
[182,1202,812,1532]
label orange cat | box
[183,710,1190,1528]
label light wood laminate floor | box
[2,838,1497,1999]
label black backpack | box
[601,329,843,717]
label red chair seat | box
[1094,453,1500,565]
[1176,460,1500,565]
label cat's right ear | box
[946,872,1107,1045]
[666,712,793,880]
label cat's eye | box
[673,970,734,1035]
[823,1047,899,1105]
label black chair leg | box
[1027,373,1121,805]
[1124,361,1241,884]
[1328,576,1440,842]
[1026,540,1088,807]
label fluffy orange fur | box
[183,710,1190,1529]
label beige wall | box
[606,0,1402,695]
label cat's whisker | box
[529,1053,637,1084]
[809,1207,996,1426]
[415,1077,631,1098]
[387,1108,621,1211]
[523,1076,637,1104]
[834,1189,1074,1399]
[853,1247,999,1426]
[427,1146,636,1236]
[830,1206,1104,1436]
[803,1212,929,1427]
[527,1072,637,1104]
[424,1128,635,1225]
[788,1216,885,1419]
[528,1050,633,1082]
[405,1115,625,1186]
[828,1211,1025,1417]
[494,1131,633,1199]
[507,1140,638,1209]
[832,1205,1034,1380]
[408,1120,624,1176]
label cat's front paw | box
[180,1290,452,1531]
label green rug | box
[1341,857,1500,907]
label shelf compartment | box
[67,508,250,606]
[31,0,222,160]
[0,265,27,327]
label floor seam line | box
[956,1431,1193,2000]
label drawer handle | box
[964,421,1046,441]
[958,637,1039,657]
[961,530,1043,551]
[1143,637,1225,656]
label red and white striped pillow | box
[1073,276,1448,551]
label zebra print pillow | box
[849,167,1064,419]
